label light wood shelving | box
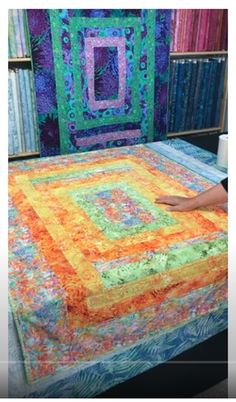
[170,50,228,57]
[9,151,40,161]
[8,57,31,63]
[167,127,221,138]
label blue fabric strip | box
[161,139,217,166]
[147,142,227,183]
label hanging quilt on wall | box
[27,9,171,156]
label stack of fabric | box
[170,9,228,52]
[8,68,39,155]
[8,9,31,58]
[168,57,226,132]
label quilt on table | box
[9,143,227,392]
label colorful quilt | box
[27,9,171,156]
[8,141,227,397]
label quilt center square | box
[71,181,177,240]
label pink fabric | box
[85,37,126,111]
[198,9,209,51]
[76,129,141,147]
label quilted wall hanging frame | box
[27,9,171,156]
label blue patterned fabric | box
[161,139,218,166]
[147,141,227,184]
[9,305,227,398]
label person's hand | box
[155,196,197,211]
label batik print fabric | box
[9,141,227,397]
[27,9,171,156]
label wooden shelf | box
[9,151,40,160]
[170,50,228,57]
[8,57,31,63]
[167,127,222,137]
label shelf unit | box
[8,151,40,161]
[167,11,228,138]
[167,50,228,138]
[170,50,228,57]
[8,10,40,162]
[8,56,40,161]
[8,57,31,63]
[167,127,222,138]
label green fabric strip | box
[146,10,156,141]
[101,237,227,288]
[49,10,69,154]
[101,253,168,287]
[31,163,131,184]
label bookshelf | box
[8,10,40,161]
[167,52,228,137]
[167,9,228,138]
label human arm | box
[155,179,228,212]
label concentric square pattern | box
[49,10,162,153]
[28,9,171,156]
[9,146,227,330]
